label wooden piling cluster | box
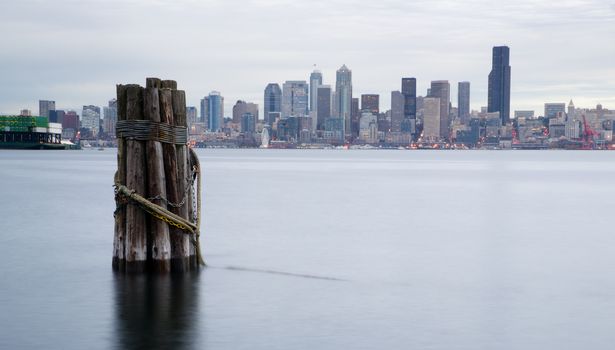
[113,78,199,273]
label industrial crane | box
[581,114,596,150]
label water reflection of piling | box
[113,272,200,349]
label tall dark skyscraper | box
[458,81,470,125]
[351,97,359,137]
[264,83,282,126]
[316,85,331,131]
[401,78,416,121]
[488,46,511,125]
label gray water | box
[1,149,615,349]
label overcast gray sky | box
[1,0,614,117]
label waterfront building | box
[316,85,331,131]
[39,100,55,120]
[458,81,470,125]
[335,65,352,137]
[264,83,282,126]
[488,46,511,125]
[277,116,302,141]
[544,103,566,119]
[324,117,344,142]
[281,81,309,118]
[549,119,566,138]
[456,118,481,145]
[309,70,322,112]
[390,91,404,132]
[386,132,412,145]
[422,97,441,141]
[81,105,101,136]
[207,91,224,131]
[429,80,450,140]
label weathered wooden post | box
[113,78,203,273]
[144,79,171,272]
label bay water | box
[1,149,615,349]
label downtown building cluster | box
[186,46,614,149]
[13,46,615,149]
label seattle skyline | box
[1,0,614,115]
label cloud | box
[0,0,613,115]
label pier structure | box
[113,78,203,273]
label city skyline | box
[1,0,614,115]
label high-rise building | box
[207,91,224,131]
[544,103,566,119]
[567,100,576,119]
[429,80,450,140]
[62,111,79,131]
[264,83,282,126]
[423,97,441,141]
[351,97,359,137]
[458,81,470,124]
[359,111,378,143]
[360,94,379,133]
[103,99,117,137]
[361,94,379,115]
[39,100,55,120]
[81,105,101,136]
[401,78,416,121]
[281,81,309,118]
[316,85,331,131]
[335,65,352,137]
[232,100,258,124]
[309,70,322,112]
[200,96,209,128]
[241,113,256,133]
[49,110,65,124]
[186,106,198,126]
[390,91,404,132]
[488,46,511,125]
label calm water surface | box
[1,149,615,349]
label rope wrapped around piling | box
[116,120,188,145]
